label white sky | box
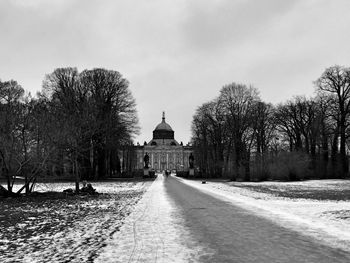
[1,0,350,144]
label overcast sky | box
[1,0,350,144]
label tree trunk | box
[340,114,348,176]
[75,151,80,193]
[244,150,251,181]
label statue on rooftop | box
[189,153,194,169]
[144,152,150,169]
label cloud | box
[1,0,350,143]
[182,0,300,51]
[11,0,72,9]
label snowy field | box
[2,177,350,262]
[0,180,153,263]
[179,178,350,253]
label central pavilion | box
[135,112,192,172]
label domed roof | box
[155,121,173,131]
[154,112,173,131]
[151,112,176,141]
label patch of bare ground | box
[0,180,153,263]
[322,210,350,220]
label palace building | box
[135,112,193,171]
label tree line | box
[0,68,139,196]
[191,65,350,181]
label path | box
[96,175,350,262]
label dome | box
[155,121,173,131]
[154,112,173,131]
[153,112,174,140]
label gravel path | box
[97,175,350,262]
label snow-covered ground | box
[2,177,349,262]
[177,178,350,253]
[0,180,152,263]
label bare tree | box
[79,68,139,178]
[218,83,260,180]
[252,101,276,180]
[0,80,25,195]
[0,81,48,196]
[191,100,227,177]
[42,68,85,192]
[41,67,139,191]
[315,65,350,176]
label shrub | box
[267,152,311,181]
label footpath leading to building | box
[95,175,209,263]
[97,175,350,263]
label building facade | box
[135,112,192,171]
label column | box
[166,152,169,169]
